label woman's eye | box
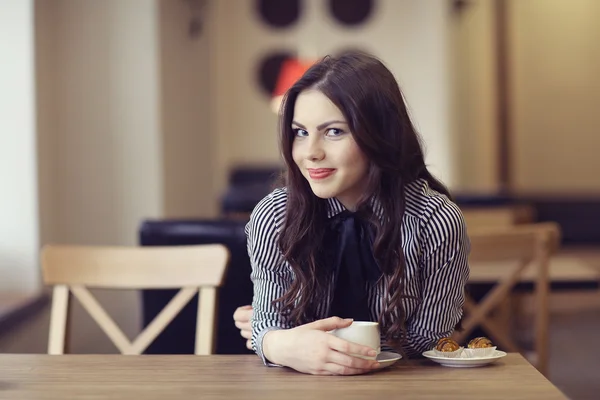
[293,128,308,137]
[325,128,344,137]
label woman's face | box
[291,89,369,210]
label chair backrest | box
[40,244,229,355]
[462,205,536,230]
[468,222,560,265]
[458,222,561,376]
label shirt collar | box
[325,196,385,221]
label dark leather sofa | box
[139,218,254,355]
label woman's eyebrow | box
[291,121,306,129]
[291,120,348,130]
[317,120,347,130]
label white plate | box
[422,350,507,368]
[376,351,402,369]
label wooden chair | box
[40,244,229,355]
[453,222,560,376]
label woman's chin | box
[308,186,339,200]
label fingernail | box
[373,362,381,368]
[368,350,377,356]
[345,318,354,322]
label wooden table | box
[0,353,566,399]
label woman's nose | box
[306,137,325,161]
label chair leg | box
[48,285,70,355]
[494,295,512,341]
[454,297,520,352]
[534,249,551,376]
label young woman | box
[233,51,470,375]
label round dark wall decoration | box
[257,0,301,29]
[256,50,296,96]
[329,0,374,27]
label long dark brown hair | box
[275,51,452,351]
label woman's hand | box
[263,317,381,375]
[233,305,253,350]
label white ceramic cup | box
[330,321,381,360]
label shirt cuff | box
[256,326,284,367]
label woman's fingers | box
[327,350,380,371]
[233,306,253,323]
[233,306,253,342]
[327,335,378,359]
[246,339,252,350]
[240,329,251,339]
[303,316,353,332]
[235,320,251,332]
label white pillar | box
[0,0,40,293]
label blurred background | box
[1,0,599,398]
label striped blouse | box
[246,179,470,365]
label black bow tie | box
[324,210,382,321]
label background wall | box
[509,0,600,194]
[441,0,600,195]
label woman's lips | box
[308,168,336,180]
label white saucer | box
[376,351,402,368]
[422,350,507,368]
